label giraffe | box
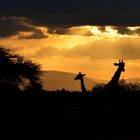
[104,60,125,93]
[74,72,87,95]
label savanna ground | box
[7,85,140,140]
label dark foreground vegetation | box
[7,92,140,140]
[1,47,140,139]
[6,81,140,140]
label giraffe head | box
[74,72,86,80]
[114,60,125,72]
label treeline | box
[0,47,140,97]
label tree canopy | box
[0,47,42,94]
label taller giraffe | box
[74,72,87,95]
[104,60,125,91]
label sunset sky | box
[0,0,140,80]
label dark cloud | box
[48,27,93,36]
[48,26,140,36]
[1,16,140,38]
[19,31,48,40]
[48,27,68,35]
[113,26,133,35]
[22,33,48,39]
[0,0,140,26]
[111,26,140,36]
[0,17,33,37]
[0,17,48,39]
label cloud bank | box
[0,17,48,39]
[1,17,140,39]
[36,37,140,60]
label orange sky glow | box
[1,25,140,81]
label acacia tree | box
[0,47,42,93]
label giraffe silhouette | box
[74,72,87,95]
[104,60,125,93]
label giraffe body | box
[104,60,125,94]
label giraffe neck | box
[80,78,87,94]
[108,68,122,86]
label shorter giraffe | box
[74,72,87,95]
[104,60,125,93]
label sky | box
[0,0,140,80]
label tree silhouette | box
[0,47,42,95]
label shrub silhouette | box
[93,80,140,96]
[0,47,42,96]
